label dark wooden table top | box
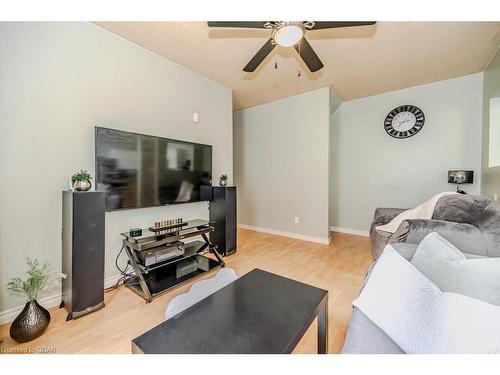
[132,268,328,354]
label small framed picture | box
[448,170,473,184]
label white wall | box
[0,23,233,316]
[331,73,484,233]
[329,88,343,230]
[233,88,331,243]
[482,47,500,200]
[489,97,500,168]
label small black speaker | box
[62,191,105,320]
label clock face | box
[384,105,425,139]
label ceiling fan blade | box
[308,21,376,30]
[207,21,269,29]
[294,38,324,72]
[243,38,276,72]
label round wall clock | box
[384,105,425,139]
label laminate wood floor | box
[0,230,372,354]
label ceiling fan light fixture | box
[273,23,304,47]
[207,20,377,73]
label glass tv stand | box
[121,219,225,302]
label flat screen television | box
[95,127,212,211]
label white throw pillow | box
[353,245,500,354]
[411,232,500,306]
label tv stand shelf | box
[121,220,225,302]
[134,240,211,273]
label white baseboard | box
[0,294,63,326]
[104,274,126,289]
[330,226,369,237]
[0,274,123,325]
[238,223,330,245]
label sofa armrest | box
[389,219,488,257]
[369,208,408,259]
[372,207,407,227]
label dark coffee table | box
[132,268,329,354]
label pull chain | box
[297,40,302,77]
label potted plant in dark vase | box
[72,169,93,191]
[7,259,66,343]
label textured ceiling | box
[95,22,500,111]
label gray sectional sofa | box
[342,194,500,354]
[369,194,500,260]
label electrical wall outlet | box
[192,111,200,123]
[294,216,300,224]
[494,193,498,202]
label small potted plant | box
[72,169,93,191]
[219,174,228,187]
[7,259,66,343]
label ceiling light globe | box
[273,25,304,47]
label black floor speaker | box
[61,191,105,320]
[206,186,237,256]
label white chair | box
[165,268,238,320]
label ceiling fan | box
[207,21,376,73]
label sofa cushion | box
[376,192,457,233]
[400,219,489,257]
[353,245,500,354]
[341,307,404,354]
[433,194,500,257]
[410,233,500,306]
[390,243,418,261]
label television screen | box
[95,127,212,211]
